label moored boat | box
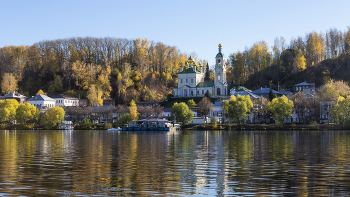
[107,127,122,131]
[58,121,74,130]
[123,118,178,131]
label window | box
[191,79,193,83]
[217,88,221,96]
[181,79,183,83]
[186,79,188,83]
[191,91,193,96]
[202,90,204,94]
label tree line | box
[229,28,350,89]
[0,37,208,104]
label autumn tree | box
[171,102,193,125]
[305,31,325,67]
[223,95,253,124]
[0,99,19,122]
[330,96,350,127]
[230,51,245,84]
[267,95,294,127]
[16,103,40,124]
[292,92,313,124]
[318,80,350,101]
[36,89,47,96]
[187,99,196,107]
[197,97,213,121]
[40,106,65,129]
[129,99,138,121]
[87,84,103,106]
[295,49,306,71]
[1,73,18,94]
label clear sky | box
[1,0,349,67]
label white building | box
[173,43,228,98]
[27,94,56,109]
[52,94,79,107]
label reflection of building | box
[173,44,228,98]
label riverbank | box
[183,123,347,130]
[0,122,347,131]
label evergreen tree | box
[204,63,210,82]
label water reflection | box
[1,130,350,196]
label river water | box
[1,130,350,196]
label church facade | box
[173,44,228,97]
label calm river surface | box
[1,130,350,196]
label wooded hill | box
[228,28,350,90]
[0,37,207,104]
[1,27,350,105]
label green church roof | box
[179,68,201,74]
[196,82,214,88]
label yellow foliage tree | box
[318,80,350,101]
[40,106,65,129]
[129,99,138,121]
[87,84,103,106]
[296,49,306,71]
[16,103,40,124]
[36,89,47,96]
[1,73,18,94]
[0,99,19,122]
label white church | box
[173,43,228,97]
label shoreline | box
[0,123,348,131]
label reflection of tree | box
[3,130,350,195]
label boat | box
[58,121,74,130]
[123,118,179,131]
[107,127,122,131]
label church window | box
[191,79,193,83]
[197,90,199,95]
[191,91,193,96]
[186,79,188,83]
[202,90,204,94]
[217,88,221,96]
[181,79,183,83]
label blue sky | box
[1,0,349,66]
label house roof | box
[278,91,293,95]
[51,94,79,100]
[252,88,279,94]
[3,91,27,99]
[233,91,260,98]
[196,82,214,88]
[294,82,315,87]
[234,86,251,92]
[27,94,55,101]
[213,100,227,106]
[163,108,171,112]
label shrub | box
[210,118,217,129]
[310,121,319,130]
[104,123,112,129]
[80,118,92,130]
